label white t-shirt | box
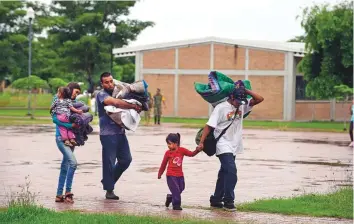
[206,100,252,156]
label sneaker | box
[173,206,183,210]
[349,142,353,147]
[210,195,223,208]
[223,202,236,211]
[165,194,172,207]
[105,190,119,200]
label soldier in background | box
[144,91,153,125]
[153,88,166,125]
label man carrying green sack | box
[196,84,264,211]
[194,71,253,118]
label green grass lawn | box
[0,93,54,108]
[0,109,347,132]
[238,187,353,219]
[0,109,50,117]
[0,205,227,224]
[160,117,345,132]
[0,188,352,223]
[0,117,53,126]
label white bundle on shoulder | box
[104,79,146,132]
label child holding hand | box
[158,133,201,210]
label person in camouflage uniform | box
[153,88,166,125]
[144,91,153,125]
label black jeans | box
[100,134,132,191]
[212,153,237,203]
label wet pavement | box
[0,124,353,223]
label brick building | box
[113,37,350,121]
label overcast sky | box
[38,0,339,46]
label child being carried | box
[50,87,83,147]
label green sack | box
[194,80,235,104]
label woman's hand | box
[72,123,79,129]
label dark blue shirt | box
[96,89,125,135]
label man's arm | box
[98,91,142,112]
[181,147,200,157]
[196,125,213,151]
[196,106,220,151]
[246,89,264,107]
[104,97,142,112]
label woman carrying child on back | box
[158,133,201,210]
[50,87,83,147]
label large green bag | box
[194,71,253,105]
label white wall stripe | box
[134,52,140,81]
[140,53,144,80]
[174,48,179,116]
[245,48,249,79]
[283,52,295,121]
[142,69,287,76]
[209,43,214,116]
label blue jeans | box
[100,134,132,191]
[56,136,77,196]
[213,153,237,203]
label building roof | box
[113,36,306,57]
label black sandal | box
[55,195,64,203]
[64,192,74,203]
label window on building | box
[295,76,307,100]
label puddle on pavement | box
[293,138,349,147]
[7,126,54,134]
[139,167,159,173]
[238,158,352,167]
[269,167,284,170]
[292,160,351,167]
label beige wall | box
[178,75,209,117]
[247,76,284,120]
[335,102,352,121]
[214,44,245,70]
[295,102,331,120]
[249,49,285,70]
[143,49,175,69]
[178,44,211,69]
[139,43,296,120]
[143,74,175,116]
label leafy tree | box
[288,35,305,42]
[48,78,68,94]
[297,1,353,99]
[11,75,48,90]
[0,1,50,81]
[334,84,353,101]
[44,1,154,93]
[333,84,353,129]
[120,63,135,83]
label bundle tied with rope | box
[194,71,252,156]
